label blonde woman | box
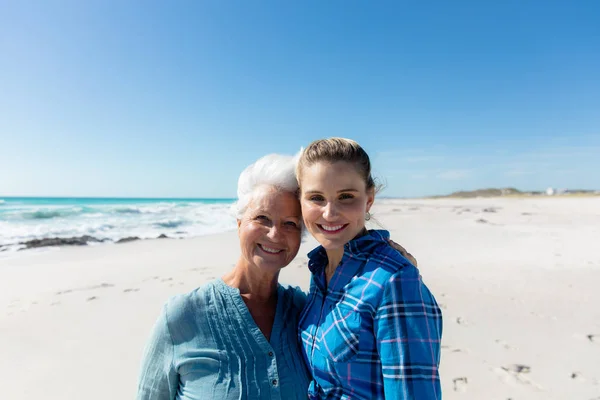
[296,138,442,399]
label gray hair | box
[234,153,299,219]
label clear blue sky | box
[1,1,599,198]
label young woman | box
[296,138,443,399]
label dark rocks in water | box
[20,235,105,249]
[116,236,140,244]
[483,208,497,213]
[476,218,489,224]
[157,234,169,239]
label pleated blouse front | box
[136,279,310,400]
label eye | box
[309,195,325,202]
[339,193,355,200]
[255,215,270,222]
[284,221,299,228]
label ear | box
[236,219,242,231]
[366,188,375,213]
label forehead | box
[300,161,365,189]
[247,186,300,214]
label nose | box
[323,202,338,220]
[266,224,283,243]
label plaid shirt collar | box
[307,229,391,276]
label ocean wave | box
[114,207,142,214]
[113,204,176,214]
[87,224,116,233]
[153,219,188,229]
[20,207,88,220]
[2,204,186,220]
[23,210,70,220]
[0,199,237,253]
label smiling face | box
[299,161,374,251]
[237,185,302,272]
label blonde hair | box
[296,137,376,191]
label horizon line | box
[0,195,238,200]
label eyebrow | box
[304,189,359,194]
[252,209,300,219]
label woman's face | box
[237,186,302,272]
[299,161,374,251]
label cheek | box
[300,202,321,222]
[287,232,301,252]
[241,224,264,245]
[342,200,366,215]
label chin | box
[319,238,346,251]
[312,227,357,249]
[254,257,289,271]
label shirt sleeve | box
[374,269,443,399]
[136,304,179,400]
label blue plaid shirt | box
[298,230,442,399]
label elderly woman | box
[136,154,311,399]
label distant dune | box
[429,187,599,198]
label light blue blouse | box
[136,279,310,400]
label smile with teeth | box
[258,244,284,254]
[318,224,348,233]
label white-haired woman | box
[136,154,311,399]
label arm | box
[136,305,179,400]
[374,270,443,399]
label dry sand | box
[1,197,599,399]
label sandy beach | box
[1,197,599,400]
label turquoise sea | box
[0,197,237,253]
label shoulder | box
[162,281,218,327]
[362,232,429,297]
[365,232,420,279]
[278,284,308,312]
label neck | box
[324,228,368,279]
[325,247,344,277]
[222,259,279,302]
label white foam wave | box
[0,201,237,251]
